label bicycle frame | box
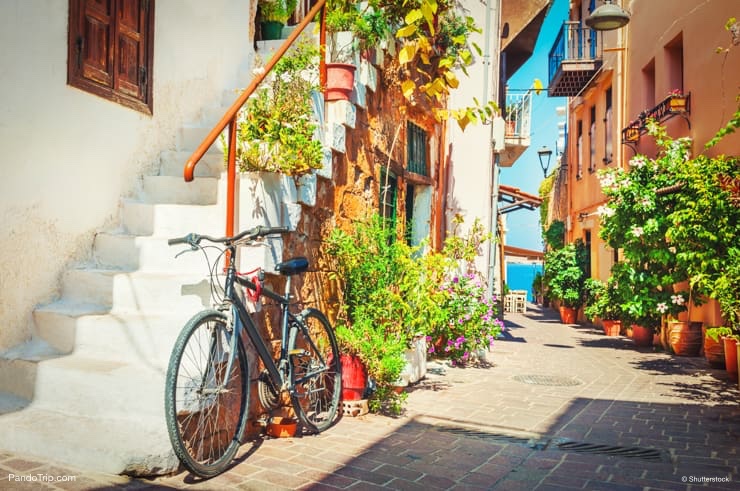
[217,244,297,392]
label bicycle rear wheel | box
[164,310,250,478]
[288,308,341,433]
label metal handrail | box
[183,0,327,238]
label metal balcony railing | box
[548,22,602,97]
[505,90,532,139]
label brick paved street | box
[1,304,738,490]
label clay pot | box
[702,326,725,367]
[340,354,367,401]
[266,417,297,438]
[724,337,738,382]
[326,63,356,101]
[631,324,653,347]
[602,320,621,336]
[559,306,577,324]
[668,321,702,357]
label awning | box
[499,184,543,214]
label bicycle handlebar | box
[167,226,288,247]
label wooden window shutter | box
[68,0,154,114]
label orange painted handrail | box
[183,0,327,237]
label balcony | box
[547,22,602,97]
[500,90,532,167]
[622,93,691,145]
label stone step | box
[28,355,168,420]
[93,232,220,273]
[121,199,225,237]
[176,124,228,153]
[0,392,29,415]
[159,150,224,179]
[60,268,214,313]
[141,175,220,205]
[33,302,193,364]
[0,339,60,400]
[0,406,176,475]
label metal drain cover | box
[512,374,582,386]
[557,441,666,461]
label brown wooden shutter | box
[68,0,154,114]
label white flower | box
[671,294,685,305]
[657,302,668,313]
[640,198,652,208]
[252,66,266,76]
[629,156,648,168]
[631,226,644,237]
[598,205,615,217]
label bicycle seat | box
[275,257,309,276]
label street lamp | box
[537,146,553,177]
[585,0,630,31]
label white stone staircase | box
[0,32,382,477]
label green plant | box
[705,326,740,342]
[227,42,323,175]
[258,0,297,23]
[544,220,565,250]
[545,241,587,309]
[584,278,623,321]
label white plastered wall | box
[0,0,254,351]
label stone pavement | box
[1,304,739,490]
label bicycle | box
[164,226,342,478]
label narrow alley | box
[1,304,738,490]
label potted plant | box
[258,0,297,40]
[227,41,323,176]
[544,241,587,324]
[706,327,739,381]
[584,278,623,336]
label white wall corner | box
[297,173,317,206]
[316,148,334,180]
[359,60,378,92]
[326,122,346,154]
[328,100,356,129]
[238,237,283,274]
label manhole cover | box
[512,374,582,386]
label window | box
[379,170,398,222]
[642,58,656,109]
[68,0,155,114]
[665,33,684,95]
[406,122,428,176]
[589,106,596,173]
[604,87,613,164]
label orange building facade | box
[548,0,739,324]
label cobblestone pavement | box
[2,304,739,490]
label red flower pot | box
[559,306,576,324]
[339,354,367,401]
[326,63,356,101]
[668,321,702,357]
[602,320,621,336]
[723,337,738,381]
[702,326,725,367]
[631,324,653,347]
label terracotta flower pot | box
[668,321,702,357]
[602,319,621,336]
[559,306,577,324]
[723,337,738,382]
[702,326,725,367]
[326,63,356,101]
[631,324,653,347]
[266,417,297,438]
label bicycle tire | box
[288,308,342,433]
[164,310,250,478]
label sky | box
[499,0,568,252]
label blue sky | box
[499,0,568,251]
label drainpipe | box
[484,0,503,301]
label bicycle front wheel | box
[164,310,250,478]
[289,308,342,433]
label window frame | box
[67,0,155,114]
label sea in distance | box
[505,261,543,302]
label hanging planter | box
[325,63,356,101]
[668,320,702,357]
